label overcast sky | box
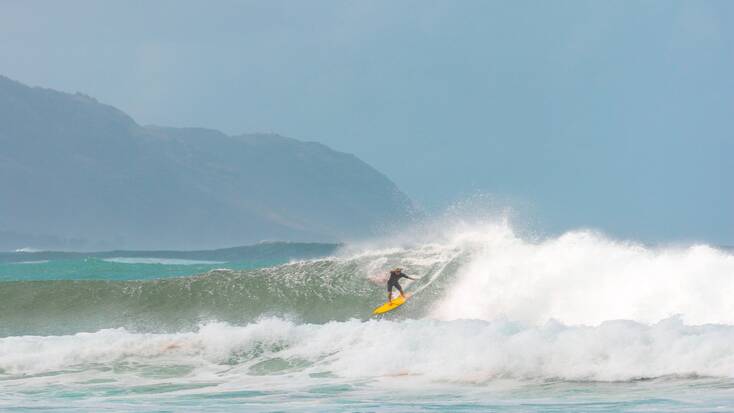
[1,0,732,244]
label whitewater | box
[2,221,734,411]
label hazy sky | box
[2,0,732,244]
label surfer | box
[387,267,416,303]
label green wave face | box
[0,249,465,337]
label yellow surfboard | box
[372,293,412,315]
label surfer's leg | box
[395,282,405,298]
[387,283,394,303]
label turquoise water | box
[5,375,734,412]
[0,257,277,281]
[0,242,338,281]
[2,231,734,411]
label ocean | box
[2,224,734,412]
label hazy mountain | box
[0,75,416,250]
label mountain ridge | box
[0,75,416,250]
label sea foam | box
[425,223,734,325]
[2,317,734,382]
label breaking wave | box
[2,221,734,382]
[3,317,734,383]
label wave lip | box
[428,227,734,326]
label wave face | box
[2,222,733,338]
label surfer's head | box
[393,267,402,274]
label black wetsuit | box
[387,271,409,294]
